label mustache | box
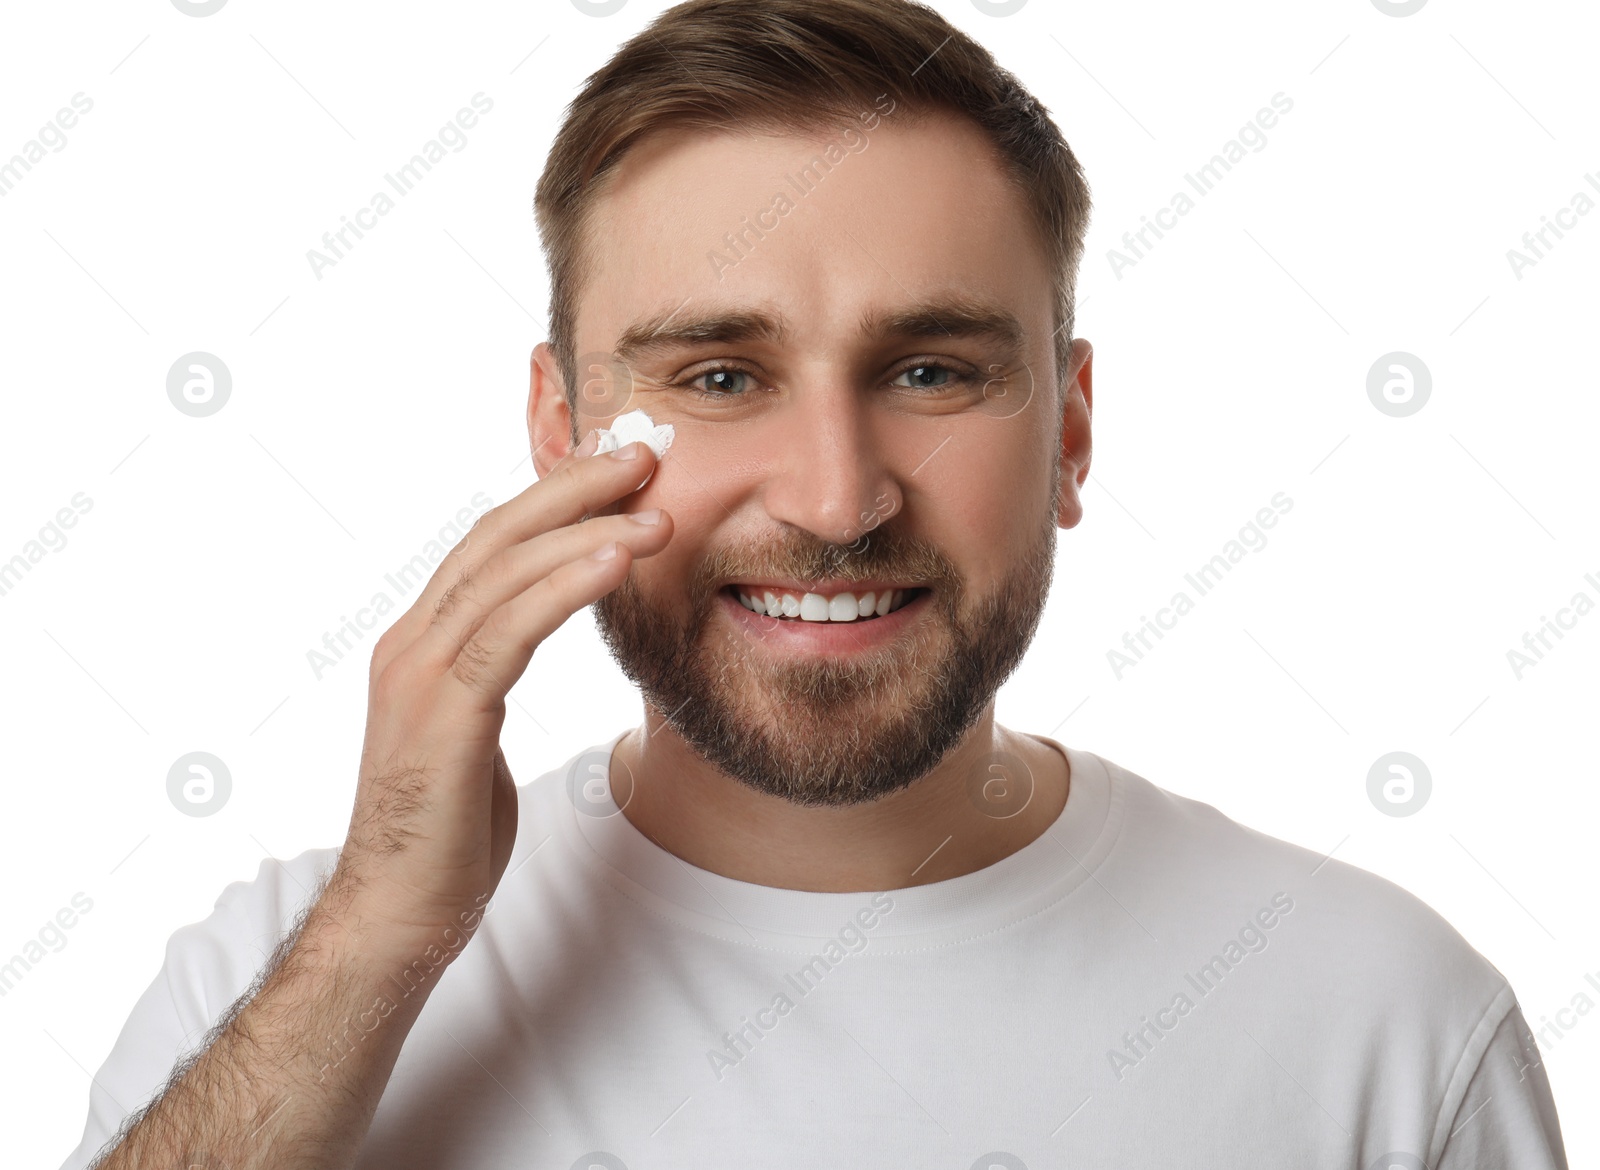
[685,525,963,600]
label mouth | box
[723,583,927,623]
[718,582,933,655]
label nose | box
[757,387,902,548]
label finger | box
[377,441,658,663]
[432,440,656,604]
[429,537,645,715]
[545,427,600,475]
[410,506,672,674]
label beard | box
[591,486,1059,809]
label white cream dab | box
[594,409,675,459]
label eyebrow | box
[610,295,1026,365]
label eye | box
[889,361,978,392]
[676,359,981,399]
[678,366,757,399]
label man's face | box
[564,108,1088,807]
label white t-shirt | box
[62,731,1568,1169]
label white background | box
[1,0,1594,1164]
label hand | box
[330,436,670,946]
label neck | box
[606,705,1070,893]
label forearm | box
[93,880,446,1170]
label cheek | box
[596,443,686,516]
[621,421,785,532]
[619,449,716,519]
[941,433,1047,544]
[615,462,719,583]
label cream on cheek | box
[593,408,675,459]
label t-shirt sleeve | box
[57,848,338,1170]
[1434,1000,1569,1170]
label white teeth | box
[732,586,916,622]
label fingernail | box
[610,441,640,460]
[589,541,618,560]
[575,431,599,458]
[628,508,661,525]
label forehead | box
[576,110,1052,353]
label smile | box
[728,585,923,622]
[718,584,932,654]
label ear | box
[528,342,574,479]
[1054,337,1093,530]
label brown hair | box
[534,0,1091,424]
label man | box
[64,1,1567,1167]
